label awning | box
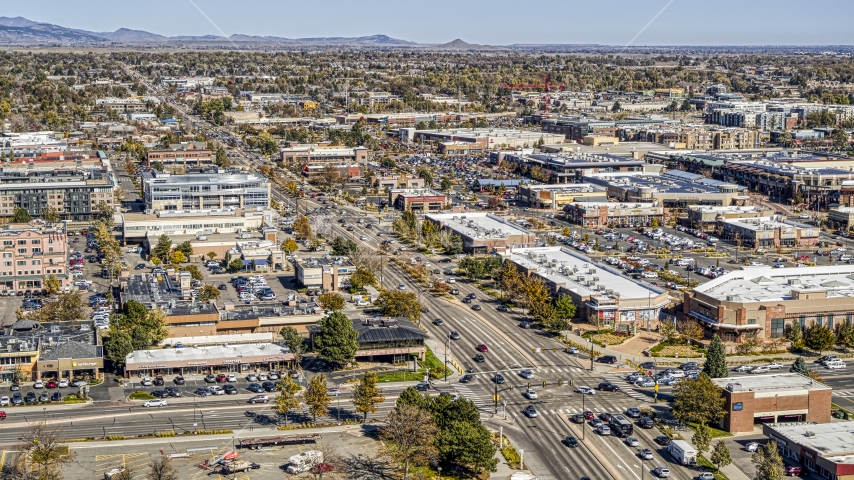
[689,311,763,330]
[243,259,269,266]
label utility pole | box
[445,336,449,382]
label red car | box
[45,380,57,389]
[785,466,802,476]
[583,410,595,420]
[476,344,488,352]
[216,374,228,383]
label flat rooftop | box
[694,265,854,303]
[688,205,771,213]
[522,183,603,193]
[587,171,741,195]
[125,342,292,366]
[504,246,664,302]
[569,202,660,210]
[417,128,551,139]
[507,152,643,166]
[712,373,830,395]
[426,212,532,239]
[765,422,854,460]
[721,216,795,231]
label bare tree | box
[146,457,177,480]
[7,421,76,480]
[379,405,437,479]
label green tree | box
[352,370,385,423]
[831,128,850,150]
[94,201,115,228]
[711,441,732,471]
[554,294,577,328]
[255,130,279,156]
[786,318,803,349]
[281,238,299,255]
[375,289,422,324]
[152,235,172,263]
[838,320,854,345]
[303,373,331,426]
[229,258,245,272]
[280,326,306,367]
[703,334,728,378]
[790,356,809,375]
[435,420,498,474]
[692,424,712,454]
[440,178,453,191]
[672,373,727,426]
[103,329,134,367]
[396,386,428,410]
[179,265,203,281]
[611,101,622,113]
[175,240,194,258]
[41,205,60,223]
[11,207,31,223]
[197,285,220,302]
[805,323,837,354]
[272,374,301,426]
[752,442,785,480]
[317,292,346,312]
[314,312,359,367]
[416,167,433,186]
[330,236,357,256]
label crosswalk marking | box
[550,410,556,414]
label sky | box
[5,0,854,46]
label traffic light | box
[492,394,501,403]
[557,380,562,386]
[531,348,536,353]
[527,382,531,389]
[542,381,547,388]
[553,347,556,352]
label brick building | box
[425,212,538,254]
[712,374,831,433]
[389,189,449,212]
[762,422,854,478]
[146,142,213,168]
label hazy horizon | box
[4,0,854,46]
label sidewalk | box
[679,426,752,480]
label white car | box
[398,284,406,290]
[0,396,9,406]
[597,425,611,436]
[827,362,846,369]
[447,278,456,284]
[143,399,167,407]
[635,378,657,388]
[58,378,69,388]
[750,366,770,374]
[328,388,341,396]
[767,362,784,370]
[746,442,761,452]
[575,386,595,395]
[33,380,44,389]
[258,373,268,381]
[524,388,538,399]
[625,437,640,447]
[227,374,236,382]
[141,377,153,386]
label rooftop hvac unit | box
[726,383,743,392]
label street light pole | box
[445,336,449,382]
[582,393,586,440]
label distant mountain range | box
[0,16,418,47]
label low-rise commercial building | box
[121,208,270,244]
[828,206,854,231]
[301,163,363,179]
[719,216,820,249]
[123,342,293,378]
[389,189,449,212]
[294,256,355,292]
[687,205,776,232]
[762,422,854,477]
[1,320,103,382]
[501,246,668,331]
[408,128,564,149]
[309,317,427,364]
[425,212,538,254]
[518,184,607,210]
[281,145,368,164]
[143,171,270,211]
[563,202,664,229]
[499,152,645,184]
[145,142,213,169]
[371,175,425,190]
[585,170,746,208]
[685,265,854,343]
[712,374,831,433]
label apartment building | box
[389,189,449,212]
[0,168,114,221]
[95,97,148,113]
[0,222,69,292]
[145,142,213,168]
[142,171,270,212]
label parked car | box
[174,376,185,385]
[785,466,803,476]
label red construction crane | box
[500,75,565,115]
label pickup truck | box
[220,461,260,474]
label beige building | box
[563,202,665,228]
[425,212,538,254]
[685,265,854,343]
[281,145,368,164]
[294,257,356,292]
[142,171,270,212]
[518,184,607,210]
[501,246,669,331]
[0,222,70,292]
[687,205,776,232]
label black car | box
[640,417,655,429]
[625,407,641,418]
[194,387,210,397]
[474,353,485,363]
[247,383,264,393]
[460,374,472,383]
[463,297,472,304]
[262,381,276,392]
[433,318,443,326]
[414,382,430,391]
[599,412,613,422]
[564,436,579,448]
[218,283,227,290]
[135,263,146,270]
[151,390,169,398]
[494,373,505,384]
[654,435,671,446]
[598,381,620,392]
[223,384,238,395]
[164,387,182,397]
[638,362,656,370]
[10,383,20,391]
[597,355,618,364]
[497,304,508,312]
[153,376,165,386]
[25,392,37,404]
[173,376,185,385]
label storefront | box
[123,343,293,378]
[34,341,104,381]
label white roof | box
[765,422,854,458]
[721,216,796,231]
[125,342,291,366]
[426,212,531,239]
[503,246,663,302]
[711,373,829,394]
[694,264,854,302]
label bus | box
[609,415,634,437]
